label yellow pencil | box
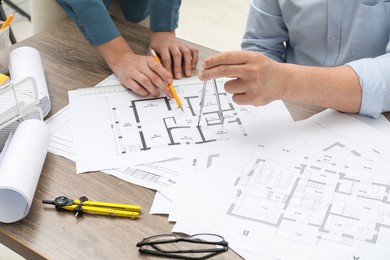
[151,49,184,111]
[1,11,15,30]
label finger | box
[179,46,193,77]
[223,78,245,95]
[170,46,183,79]
[199,64,242,81]
[232,93,252,106]
[144,70,171,97]
[148,57,173,84]
[133,71,160,97]
[147,58,173,98]
[202,51,247,69]
[190,48,199,70]
[124,78,149,96]
[158,49,172,74]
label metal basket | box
[0,76,43,150]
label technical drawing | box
[107,165,179,190]
[227,143,390,250]
[46,103,183,192]
[106,79,248,155]
[69,75,292,173]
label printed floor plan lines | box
[46,104,186,192]
[68,75,293,172]
[84,79,249,156]
[228,143,390,248]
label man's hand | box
[150,31,198,79]
[97,36,173,97]
[109,51,174,97]
[199,51,286,106]
[199,51,362,113]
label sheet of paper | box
[150,191,173,215]
[45,74,120,161]
[172,111,390,260]
[0,119,50,223]
[104,157,195,192]
[348,113,390,135]
[46,75,198,192]
[308,109,390,161]
[68,76,293,173]
[149,153,224,219]
[45,104,195,191]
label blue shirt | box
[56,0,181,46]
[242,0,390,118]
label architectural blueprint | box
[51,72,390,259]
[68,76,293,173]
[172,112,390,260]
[225,144,390,259]
[46,103,191,192]
[46,75,195,192]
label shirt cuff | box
[150,0,181,32]
[346,58,387,118]
[77,8,121,46]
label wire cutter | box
[42,196,141,219]
[197,79,224,127]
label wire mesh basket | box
[0,76,43,150]
[0,26,10,74]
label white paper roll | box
[9,46,51,117]
[0,119,50,223]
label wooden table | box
[0,17,388,260]
[0,17,241,260]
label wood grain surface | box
[0,16,388,260]
[0,18,240,260]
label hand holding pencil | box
[151,49,184,111]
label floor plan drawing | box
[108,78,247,155]
[46,90,188,192]
[105,164,180,191]
[46,104,185,191]
[223,143,390,259]
[47,75,235,192]
[69,76,292,172]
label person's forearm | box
[96,36,133,68]
[280,64,362,113]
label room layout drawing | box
[108,78,247,155]
[46,102,185,192]
[69,75,292,172]
[228,143,390,251]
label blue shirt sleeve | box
[346,54,390,118]
[150,0,181,32]
[242,0,390,118]
[56,0,181,46]
[56,0,120,46]
[241,0,288,62]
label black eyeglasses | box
[136,233,229,259]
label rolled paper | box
[0,119,50,223]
